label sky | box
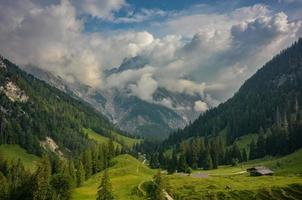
[0,0,302,111]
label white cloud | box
[194,100,208,112]
[0,0,301,107]
[129,73,158,101]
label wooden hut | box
[247,166,273,176]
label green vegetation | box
[0,57,124,156]
[83,128,141,148]
[110,130,141,147]
[166,174,302,199]
[0,144,39,171]
[233,133,258,150]
[83,128,120,147]
[72,154,155,200]
[165,149,302,199]
[245,148,302,176]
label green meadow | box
[73,149,302,200]
[72,154,155,200]
[83,128,141,147]
[0,144,40,172]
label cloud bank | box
[0,0,301,112]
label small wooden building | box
[247,166,274,176]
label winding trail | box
[163,190,174,200]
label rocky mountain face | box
[24,56,202,139]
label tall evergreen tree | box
[152,171,165,200]
[96,169,114,200]
[82,149,93,179]
[249,139,257,160]
[167,151,177,174]
[76,161,85,187]
[242,148,248,162]
[50,173,72,200]
[203,150,213,170]
[32,155,51,200]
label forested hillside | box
[138,38,302,172]
[0,56,131,156]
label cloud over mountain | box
[0,0,301,111]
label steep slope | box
[166,38,302,145]
[25,56,202,139]
[0,56,130,156]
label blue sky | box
[83,0,302,34]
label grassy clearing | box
[83,128,120,147]
[244,148,302,176]
[110,130,141,147]
[72,154,155,200]
[83,128,141,147]
[167,149,302,199]
[166,174,302,200]
[0,144,39,172]
[233,133,258,150]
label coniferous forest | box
[1,1,302,198]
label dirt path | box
[163,190,174,200]
[210,170,247,176]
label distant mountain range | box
[24,56,202,139]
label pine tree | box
[67,160,77,188]
[76,161,85,187]
[203,150,213,170]
[191,139,200,169]
[177,154,188,173]
[231,144,242,162]
[32,155,51,200]
[82,149,93,179]
[0,172,8,200]
[249,139,256,160]
[256,135,266,158]
[152,171,165,200]
[167,151,177,174]
[242,148,248,162]
[96,169,114,200]
[50,173,72,200]
[108,140,115,160]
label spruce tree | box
[32,155,51,200]
[191,139,199,169]
[152,171,165,200]
[96,169,114,200]
[50,173,72,200]
[242,148,248,162]
[256,135,266,158]
[203,150,213,170]
[167,151,177,174]
[249,139,256,160]
[82,149,93,179]
[76,161,85,187]
[177,154,188,173]
[0,172,8,200]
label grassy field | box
[84,128,121,147]
[83,128,141,147]
[0,144,40,172]
[167,149,302,199]
[110,130,141,147]
[72,154,155,200]
[72,149,302,200]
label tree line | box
[0,139,121,200]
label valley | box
[0,1,302,199]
